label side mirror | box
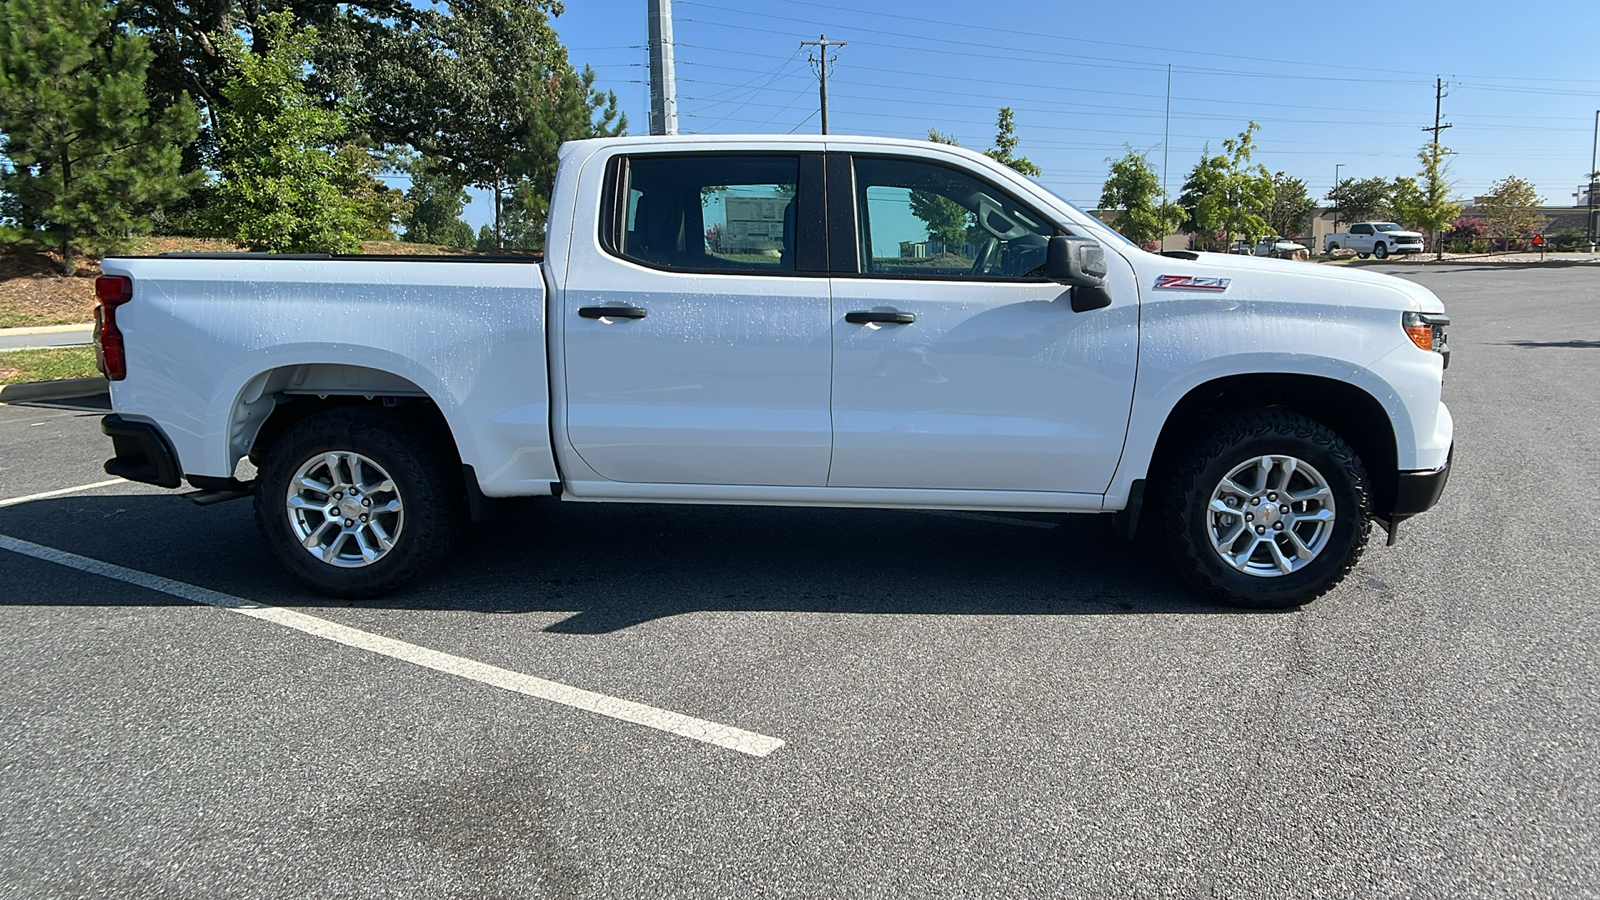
[1046,235,1107,288]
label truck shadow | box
[0,493,1234,631]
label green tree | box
[1479,175,1545,249]
[207,11,400,253]
[1099,148,1181,249]
[1404,144,1463,259]
[474,223,497,252]
[1177,123,1274,251]
[0,0,199,272]
[1266,173,1316,239]
[500,177,547,250]
[339,0,625,249]
[1326,176,1392,225]
[910,128,972,253]
[400,153,472,244]
[983,107,1041,177]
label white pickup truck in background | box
[94,135,1454,609]
[1325,222,1427,259]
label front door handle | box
[579,305,648,320]
[845,310,916,325]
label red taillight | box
[94,275,133,381]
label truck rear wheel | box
[1161,410,1371,609]
[254,407,462,598]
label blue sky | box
[462,0,1600,229]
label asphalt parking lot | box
[2,264,1597,899]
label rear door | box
[825,152,1139,494]
[561,151,834,486]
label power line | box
[710,0,1600,89]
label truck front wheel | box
[254,407,462,598]
[1162,410,1371,609]
[1373,242,1389,259]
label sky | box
[460,0,1600,229]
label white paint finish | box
[0,479,125,508]
[98,258,555,497]
[96,134,1453,519]
[560,478,1105,512]
[1104,251,1452,505]
[554,144,833,486]
[827,275,1139,494]
[0,533,785,758]
[560,270,833,486]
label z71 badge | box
[1154,275,1231,292]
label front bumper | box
[1389,445,1453,519]
[102,414,182,489]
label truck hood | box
[1143,251,1446,313]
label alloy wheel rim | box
[285,451,404,568]
[1205,454,1336,578]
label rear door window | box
[614,155,802,273]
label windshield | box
[1373,222,1405,232]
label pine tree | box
[0,0,199,273]
[207,11,388,253]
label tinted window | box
[618,155,800,273]
[852,157,1053,280]
[1352,224,1372,235]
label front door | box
[563,152,834,486]
[827,153,1139,494]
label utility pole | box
[1162,63,1171,202]
[647,0,678,135]
[1422,77,1453,146]
[1588,109,1598,252]
[1333,163,1344,235]
[1421,78,1453,258]
[801,34,846,134]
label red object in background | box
[1531,233,1545,246]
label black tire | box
[1357,252,1370,259]
[1160,409,1371,609]
[1373,242,1389,259]
[1326,242,1339,252]
[254,407,463,598]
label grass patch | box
[0,346,101,385]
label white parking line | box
[0,534,785,758]
[915,509,1060,529]
[0,479,126,509]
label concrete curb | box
[0,376,109,404]
[0,323,94,337]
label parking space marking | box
[0,534,786,758]
[0,479,126,509]
[915,510,1059,529]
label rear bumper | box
[1388,445,1452,518]
[102,414,182,489]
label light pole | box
[1588,110,1597,252]
[1333,163,1344,237]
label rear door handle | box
[578,305,648,320]
[845,310,916,325]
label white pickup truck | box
[1325,222,1427,259]
[94,135,1453,609]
